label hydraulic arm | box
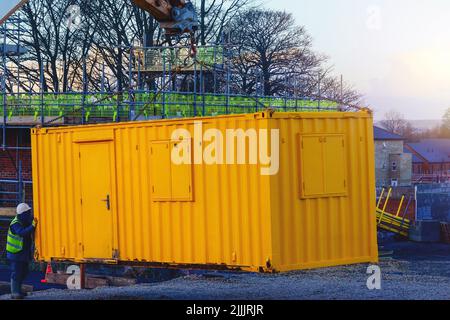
[132,0,199,36]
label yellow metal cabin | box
[31,111,378,272]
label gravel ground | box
[1,240,449,300]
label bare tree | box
[5,0,102,92]
[229,10,322,96]
[227,9,362,104]
[313,73,362,107]
[196,0,254,45]
[380,110,411,136]
[442,108,450,137]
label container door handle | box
[102,194,110,211]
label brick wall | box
[413,162,450,175]
[0,128,31,176]
[0,128,33,207]
[430,163,450,175]
[0,150,32,180]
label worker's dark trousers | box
[9,261,29,295]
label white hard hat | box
[16,203,32,215]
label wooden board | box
[0,208,16,217]
[45,273,137,289]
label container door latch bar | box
[102,194,111,211]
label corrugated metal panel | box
[31,111,378,272]
[269,113,378,271]
[32,114,274,271]
[113,117,273,268]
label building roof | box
[373,126,404,141]
[403,146,425,164]
[405,139,450,164]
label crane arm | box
[132,0,198,36]
[1,1,198,36]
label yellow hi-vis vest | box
[6,217,24,254]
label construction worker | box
[5,203,38,300]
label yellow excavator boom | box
[132,0,199,35]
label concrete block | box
[409,220,441,243]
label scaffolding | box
[1,15,32,208]
[1,21,354,208]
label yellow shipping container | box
[31,111,378,272]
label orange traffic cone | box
[40,263,53,284]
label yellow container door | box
[79,142,114,259]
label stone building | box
[374,126,412,187]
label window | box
[150,139,193,202]
[392,161,398,172]
[299,134,348,198]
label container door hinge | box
[112,249,119,259]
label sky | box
[0,0,27,24]
[265,0,450,121]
